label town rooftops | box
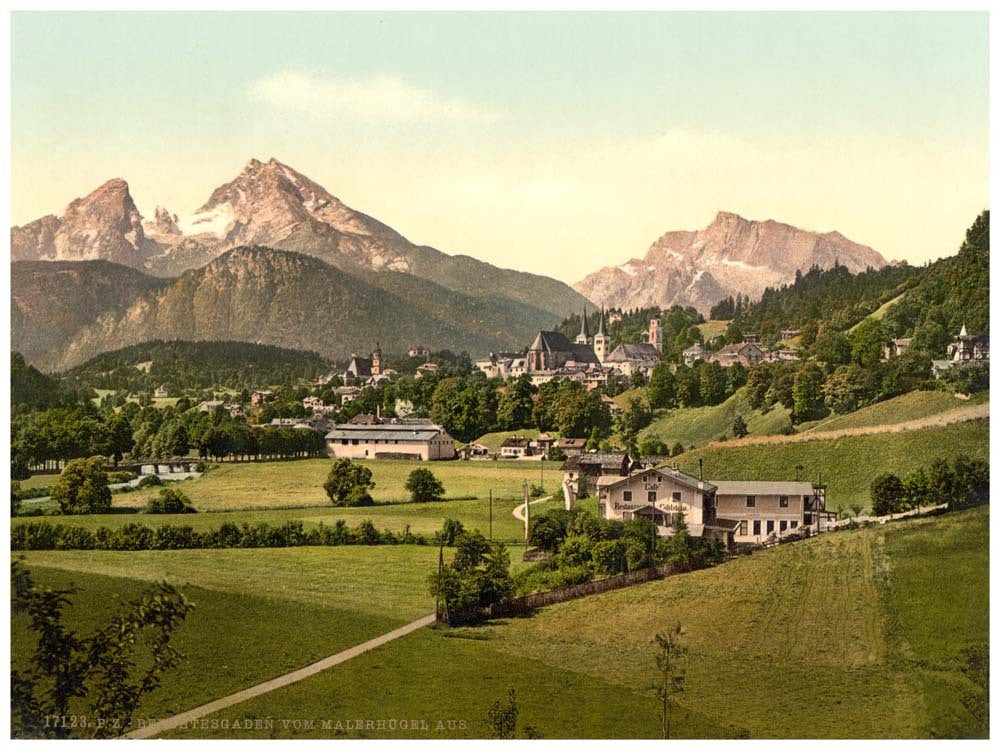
[561,452,630,472]
[711,480,816,496]
[527,330,601,365]
[605,342,660,362]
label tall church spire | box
[597,306,607,337]
[575,306,592,345]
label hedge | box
[11,520,429,551]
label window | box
[779,495,789,508]
[780,520,788,532]
[746,495,756,508]
[790,521,798,529]
[766,520,775,534]
[739,520,748,536]
[341,439,348,445]
[598,503,607,518]
[672,491,682,503]
[805,514,813,525]
[753,520,761,536]
[647,491,657,502]
[351,439,359,445]
[623,490,632,503]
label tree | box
[791,364,827,423]
[146,487,195,514]
[11,561,194,738]
[653,623,687,740]
[404,467,445,503]
[850,318,887,369]
[849,502,863,519]
[732,415,748,438]
[871,473,906,516]
[323,459,375,507]
[51,457,112,515]
[428,532,515,618]
[823,364,878,413]
[639,436,668,459]
[699,361,727,405]
[485,687,519,739]
[647,364,677,409]
[496,374,534,430]
[813,329,852,367]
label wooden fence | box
[441,562,680,624]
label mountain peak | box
[575,212,888,314]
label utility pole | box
[436,538,444,623]
[524,481,531,545]
[489,489,493,540]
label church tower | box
[575,306,592,346]
[371,342,382,376]
[593,307,610,363]
[648,318,663,352]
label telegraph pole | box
[436,538,444,622]
[523,481,531,545]
[489,488,493,540]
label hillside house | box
[603,342,660,378]
[251,390,274,406]
[325,419,455,461]
[535,433,556,455]
[596,466,736,545]
[765,348,801,363]
[682,343,705,366]
[408,346,430,358]
[780,329,801,340]
[933,325,990,376]
[336,386,362,403]
[882,338,913,361]
[708,341,765,368]
[561,452,631,504]
[303,396,325,411]
[500,436,534,459]
[415,362,439,378]
[460,441,490,459]
[712,480,832,544]
[197,399,224,412]
[555,437,586,456]
[154,386,169,398]
[226,404,246,417]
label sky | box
[10,11,990,284]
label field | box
[100,458,562,511]
[12,492,542,543]
[696,319,729,342]
[141,507,988,739]
[11,547,438,723]
[673,418,988,513]
[847,292,906,333]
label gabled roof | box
[598,466,714,493]
[501,437,532,448]
[711,480,816,496]
[526,331,600,365]
[605,342,660,363]
[561,452,630,472]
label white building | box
[324,420,456,461]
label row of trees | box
[871,454,989,516]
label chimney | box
[698,458,703,481]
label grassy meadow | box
[671,418,988,513]
[802,389,988,433]
[144,506,988,739]
[102,458,562,511]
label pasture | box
[672,419,989,513]
[149,508,988,739]
[103,458,563,511]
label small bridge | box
[116,460,199,476]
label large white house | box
[595,466,737,544]
[324,418,455,461]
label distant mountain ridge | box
[574,211,888,314]
[12,157,588,320]
[12,247,562,372]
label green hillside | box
[671,419,988,513]
[640,388,794,448]
[803,390,988,433]
[138,507,988,738]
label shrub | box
[106,471,137,484]
[404,468,445,503]
[324,459,375,507]
[137,474,163,488]
[146,487,196,514]
[51,457,112,515]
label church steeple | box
[575,306,592,345]
[593,306,610,363]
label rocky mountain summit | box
[575,211,888,314]
[11,178,158,266]
[12,157,587,319]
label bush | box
[324,459,375,507]
[51,457,112,515]
[145,487,196,514]
[106,471,137,484]
[404,468,445,503]
[137,474,163,488]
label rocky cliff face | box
[575,211,888,314]
[11,179,158,266]
[13,158,588,320]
